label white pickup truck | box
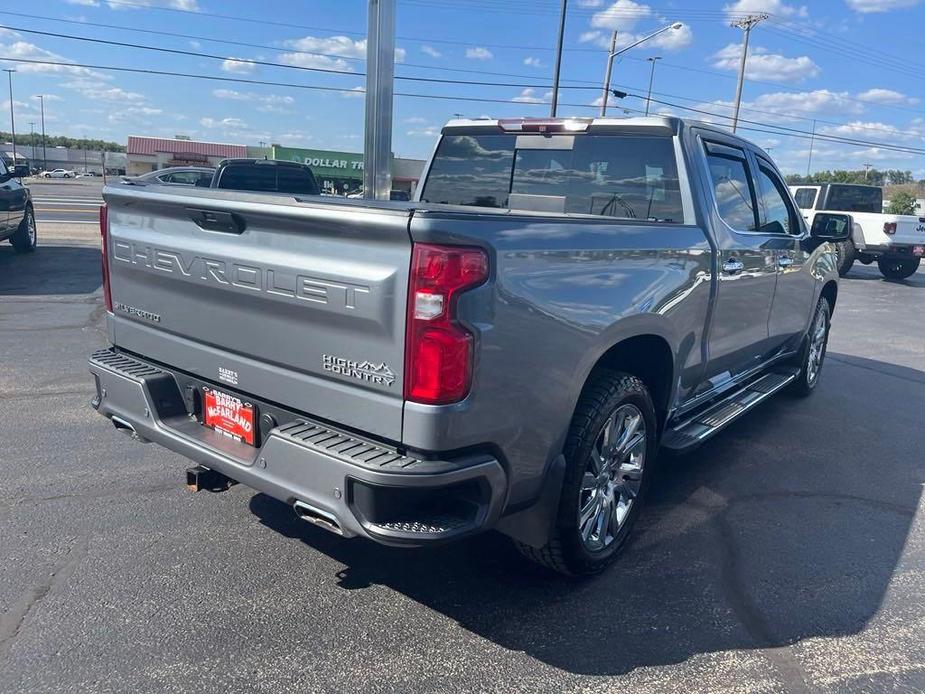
[790,183,925,280]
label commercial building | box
[270,145,425,195]
[125,136,247,175]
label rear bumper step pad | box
[89,348,506,545]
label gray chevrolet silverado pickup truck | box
[89,117,848,575]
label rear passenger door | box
[700,138,779,388]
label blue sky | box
[3,0,925,174]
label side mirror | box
[12,164,29,178]
[810,212,851,241]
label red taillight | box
[405,244,489,405]
[100,203,112,312]
[883,222,897,235]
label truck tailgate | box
[103,186,412,441]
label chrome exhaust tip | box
[293,500,343,536]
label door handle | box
[778,255,794,268]
[722,258,745,274]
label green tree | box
[886,190,918,215]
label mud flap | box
[494,454,566,549]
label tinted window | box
[159,171,200,185]
[217,164,277,192]
[756,166,794,234]
[826,185,882,213]
[276,165,319,195]
[793,187,817,210]
[421,135,514,208]
[706,152,757,230]
[420,133,684,221]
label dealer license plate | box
[202,387,256,446]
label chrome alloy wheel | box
[578,404,647,552]
[806,307,828,385]
[26,211,36,246]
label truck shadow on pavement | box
[0,245,102,296]
[249,353,922,677]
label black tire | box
[789,297,831,398]
[877,257,920,281]
[516,371,657,576]
[10,206,36,254]
[834,240,855,277]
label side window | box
[793,187,817,210]
[756,164,797,235]
[705,148,758,231]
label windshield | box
[420,133,683,222]
[826,185,882,213]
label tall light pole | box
[730,13,768,133]
[363,0,395,200]
[806,119,816,177]
[4,68,15,164]
[35,95,46,171]
[645,56,661,116]
[29,121,35,168]
[600,22,681,117]
[550,0,568,117]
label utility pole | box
[806,119,816,177]
[4,68,16,164]
[600,31,618,117]
[730,13,767,133]
[36,95,47,171]
[864,163,872,180]
[363,0,395,199]
[645,56,661,116]
[29,121,35,167]
[550,0,568,117]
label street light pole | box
[730,14,768,133]
[550,0,568,117]
[645,56,661,116]
[29,121,35,168]
[36,95,46,171]
[4,69,16,164]
[363,0,395,200]
[600,31,618,117]
[600,22,681,118]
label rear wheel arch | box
[581,334,675,432]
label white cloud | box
[818,120,925,143]
[845,0,921,12]
[407,126,440,137]
[511,88,552,104]
[221,58,256,74]
[590,0,652,30]
[0,39,109,79]
[465,47,493,60]
[712,43,819,82]
[421,45,442,58]
[65,0,101,5]
[63,79,145,102]
[279,35,405,72]
[200,117,247,129]
[211,88,295,113]
[341,86,365,99]
[578,0,604,6]
[723,0,808,19]
[108,105,163,124]
[748,89,863,115]
[277,131,314,145]
[856,88,919,106]
[523,57,544,68]
[405,116,428,124]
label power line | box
[4,54,925,157]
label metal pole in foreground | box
[550,0,567,117]
[600,31,617,117]
[37,95,46,171]
[645,56,661,116]
[363,0,395,200]
[806,119,816,177]
[4,69,15,163]
[730,14,767,133]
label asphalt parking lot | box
[1,223,923,693]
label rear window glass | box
[276,165,319,195]
[793,187,817,210]
[420,133,683,222]
[218,164,277,192]
[826,185,882,213]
